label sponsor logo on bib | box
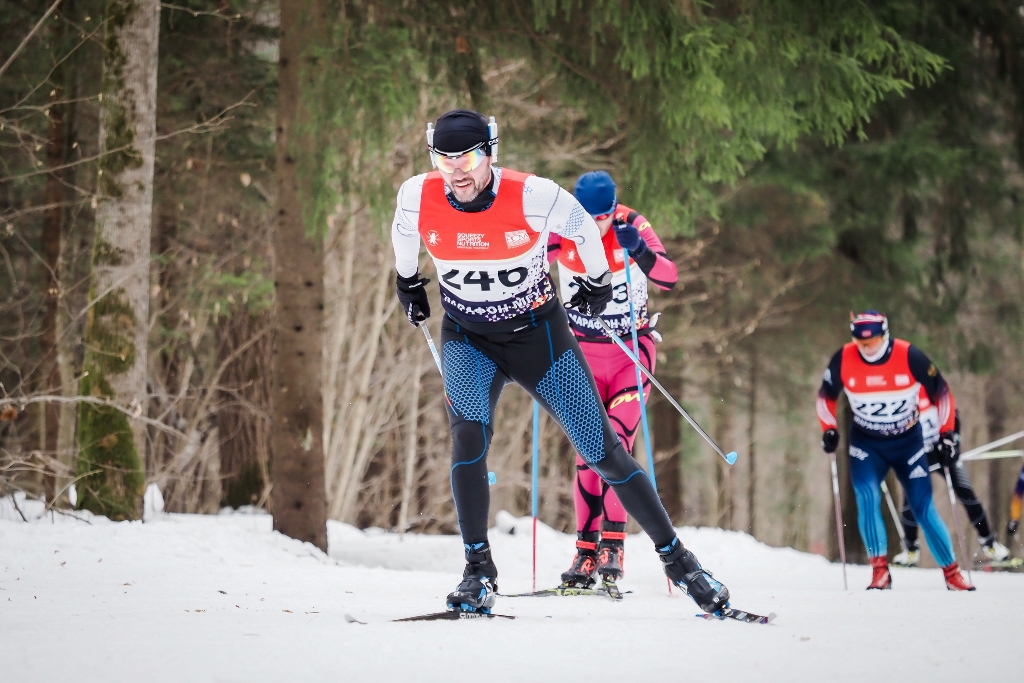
[895,374,910,386]
[866,376,886,387]
[426,230,441,246]
[457,233,489,249]
[504,230,530,248]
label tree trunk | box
[985,377,1007,536]
[651,364,682,523]
[40,8,74,504]
[398,348,424,533]
[713,359,734,529]
[746,346,757,537]
[76,0,159,520]
[269,0,328,551]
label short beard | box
[449,171,491,204]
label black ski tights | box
[441,303,676,550]
[901,456,992,548]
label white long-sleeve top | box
[391,167,611,324]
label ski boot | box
[560,531,598,588]
[659,538,729,613]
[981,538,1010,562]
[892,546,920,567]
[597,522,626,582]
[942,563,975,591]
[446,541,498,613]
[867,556,891,590]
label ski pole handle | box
[594,317,737,466]
[420,324,443,377]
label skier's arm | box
[627,213,678,290]
[524,176,611,280]
[908,345,956,434]
[816,350,843,432]
[391,175,426,278]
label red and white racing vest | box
[840,339,920,437]
[418,170,554,323]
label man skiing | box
[391,109,730,615]
[817,311,974,590]
[893,396,1010,566]
[546,171,678,591]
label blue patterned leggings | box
[440,303,675,548]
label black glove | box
[396,273,430,326]
[935,432,959,468]
[1009,519,1019,535]
[612,218,645,253]
[564,273,613,317]
[821,428,839,453]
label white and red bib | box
[555,203,649,337]
[840,339,920,437]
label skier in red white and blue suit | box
[817,311,974,591]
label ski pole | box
[594,317,737,466]
[829,451,848,591]
[532,400,539,593]
[880,480,907,551]
[623,248,656,487]
[420,323,443,377]
[961,449,1024,462]
[943,465,972,584]
[959,429,1024,461]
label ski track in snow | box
[1,496,1020,682]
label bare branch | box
[0,0,63,83]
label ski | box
[344,611,515,624]
[697,606,777,625]
[501,584,630,599]
[393,610,515,622]
[973,557,1023,572]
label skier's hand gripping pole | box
[592,317,737,466]
[829,451,848,591]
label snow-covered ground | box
[1,495,1020,683]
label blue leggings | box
[848,425,955,566]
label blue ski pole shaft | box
[623,249,656,488]
[420,323,443,377]
[532,401,540,592]
[593,316,737,466]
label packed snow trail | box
[1,498,1020,683]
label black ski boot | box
[560,531,599,588]
[446,541,498,614]
[597,522,626,582]
[659,538,729,613]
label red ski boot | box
[560,532,598,588]
[597,522,626,582]
[942,563,976,591]
[867,556,891,590]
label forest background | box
[3,0,1024,569]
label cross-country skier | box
[816,310,974,590]
[1008,463,1024,537]
[545,171,677,591]
[391,109,730,615]
[892,396,1010,566]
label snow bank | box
[1,500,1019,682]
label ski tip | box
[725,451,738,465]
[343,613,365,625]
[766,612,778,624]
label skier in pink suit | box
[547,171,678,589]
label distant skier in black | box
[391,109,731,615]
